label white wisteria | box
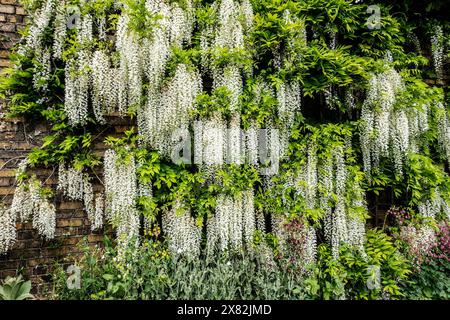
[214,0,246,49]
[91,50,119,122]
[418,188,449,220]
[142,64,202,155]
[92,193,105,231]
[360,63,406,176]
[291,144,367,259]
[207,190,256,253]
[104,149,140,246]
[431,24,445,81]
[213,66,243,113]
[32,201,56,240]
[436,102,450,166]
[52,1,67,60]
[64,14,93,126]
[5,0,449,276]
[162,200,201,257]
[197,115,227,166]
[295,143,318,209]
[0,206,16,254]
[57,162,103,230]
[10,177,57,240]
[277,81,302,156]
[57,163,84,201]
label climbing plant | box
[0,0,449,299]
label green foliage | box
[0,275,34,300]
[0,52,64,119]
[403,153,450,207]
[194,86,233,119]
[315,229,410,300]
[402,258,450,300]
[240,78,279,128]
[53,236,317,300]
[121,0,163,40]
[301,42,370,96]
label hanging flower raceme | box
[32,201,56,239]
[52,1,67,60]
[0,205,16,254]
[162,199,201,257]
[64,14,94,126]
[91,50,118,122]
[104,149,140,246]
[10,177,56,241]
[360,61,414,177]
[214,0,245,49]
[289,141,368,260]
[436,102,450,166]
[141,64,202,155]
[277,81,302,156]
[57,162,104,231]
[431,24,444,81]
[201,115,227,168]
[347,179,368,253]
[19,0,57,92]
[25,0,56,52]
[294,143,318,210]
[194,113,254,169]
[418,188,449,221]
[207,190,256,253]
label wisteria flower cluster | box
[57,163,104,231]
[359,60,435,177]
[64,14,94,125]
[293,144,367,259]
[104,149,140,248]
[3,0,449,287]
[0,205,16,254]
[207,190,256,253]
[162,200,201,257]
[436,102,450,167]
[10,177,56,242]
[417,188,449,221]
[431,24,445,81]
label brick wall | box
[0,1,134,296]
[0,116,131,295]
[0,0,25,68]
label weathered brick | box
[0,58,10,67]
[58,201,84,210]
[0,169,15,177]
[88,234,104,243]
[0,177,12,186]
[1,1,18,5]
[0,186,14,195]
[0,4,15,14]
[0,22,15,32]
[15,6,25,15]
